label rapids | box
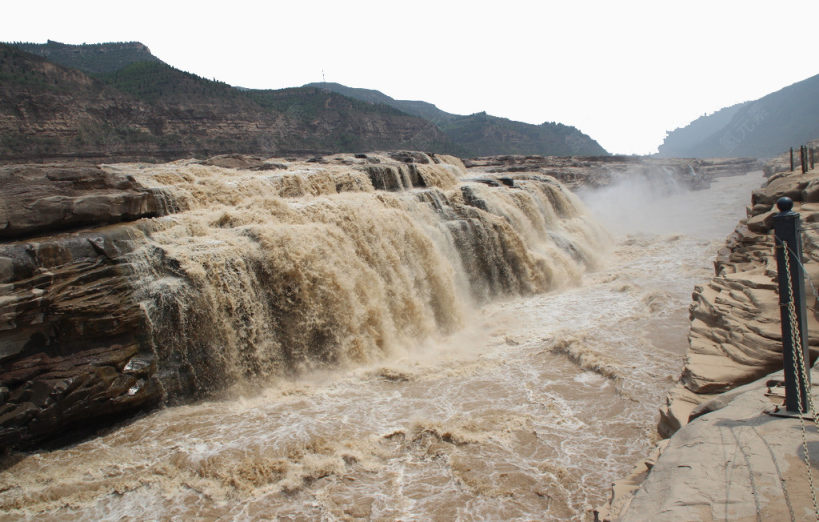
[0,157,763,520]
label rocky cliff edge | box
[599,156,819,520]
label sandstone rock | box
[0,344,162,448]
[746,208,776,233]
[0,224,163,448]
[201,154,287,171]
[750,170,819,207]
[801,177,819,202]
[0,164,172,240]
[655,166,819,442]
[595,439,670,520]
[0,162,177,449]
[625,369,818,521]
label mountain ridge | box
[1,41,607,160]
[657,73,819,157]
[306,81,608,157]
[0,42,457,161]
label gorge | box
[0,152,763,519]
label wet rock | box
[364,164,419,191]
[201,154,287,171]
[386,151,431,164]
[0,162,176,449]
[0,345,162,447]
[0,164,172,240]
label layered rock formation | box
[658,165,819,438]
[0,164,178,448]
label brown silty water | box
[0,154,763,520]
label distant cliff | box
[657,73,819,158]
[0,43,456,161]
[307,82,608,157]
[1,41,608,161]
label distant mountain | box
[306,82,455,124]
[438,112,607,157]
[658,74,819,158]
[657,102,750,157]
[307,82,608,157]
[0,42,455,161]
[1,41,606,161]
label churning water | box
[0,159,763,520]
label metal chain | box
[780,239,819,519]
[780,240,819,427]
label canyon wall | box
[658,164,819,437]
[598,159,819,520]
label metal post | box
[773,196,811,413]
[812,147,816,170]
[801,146,806,174]
[791,147,795,171]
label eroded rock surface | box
[0,164,181,448]
[0,151,575,449]
[657,166,819,439]
[0,170,168,448]
[0,164,172,240]
[624,368,819,521]
[598,162,819,520]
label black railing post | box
[800,146,806,174]
[790,147,795,171]
[773,196,811,413]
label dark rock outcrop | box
[0,224,165,448]
[0,164,173,448]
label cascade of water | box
[118,155,607,398]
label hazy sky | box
[3,0,817,154]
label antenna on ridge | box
[322,69,326,83]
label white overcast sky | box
[3,0,817,155]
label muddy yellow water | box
[0,163,763,520]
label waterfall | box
[113,153,608,399]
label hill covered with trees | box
[307,82,607,157]
[1,41,607,161]
[0,42,456,161]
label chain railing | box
[778,237,819,518]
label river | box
[0,166,764,520]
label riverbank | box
[600,158,819,520]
